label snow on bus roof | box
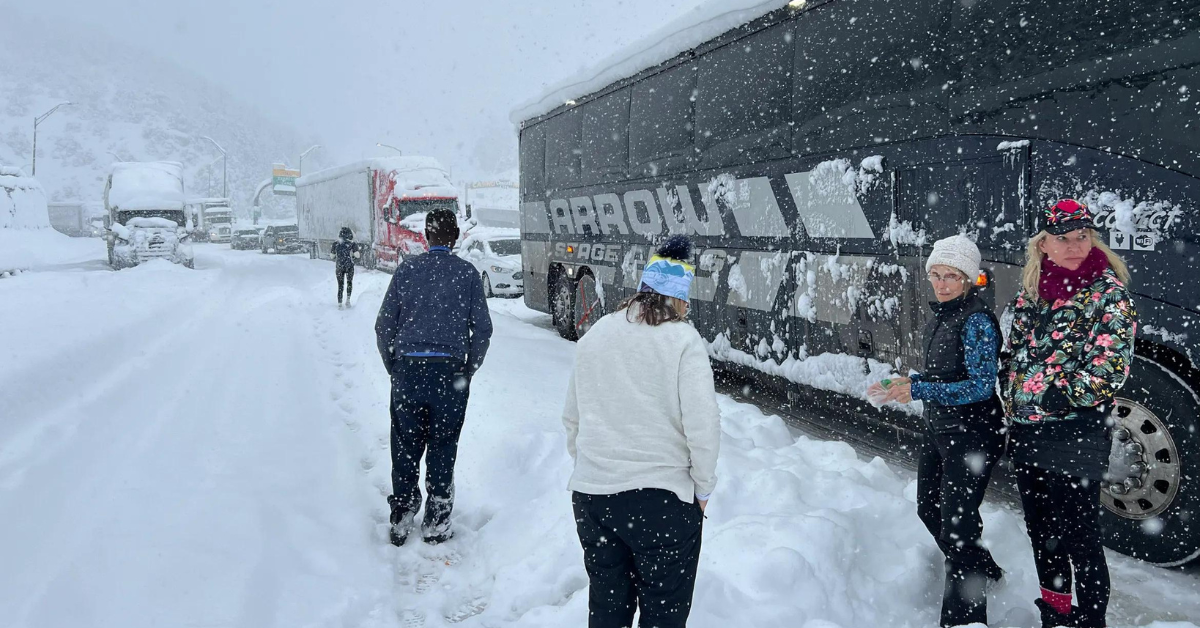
[108,162,185,211]
[296,156,448,188]
[511,0,790,124]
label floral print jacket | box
[1002,268,1138,425]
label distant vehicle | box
[515,0,1200,565]
[230,227,262,250]
[296,157,458,271]
[47,201,104,237]
[457,229,524,297]
[260,225,303,254]
[203,206,233,243]
[103,161,193,269]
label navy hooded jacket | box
[374,248,493,376]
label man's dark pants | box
[389,357,470,538]
[573,488,703,628]
[336,265,354,303]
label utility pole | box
[32,101,72,176]
[201,136,227,199]
[299,144,321,174]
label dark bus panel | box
[517,0,1200,565]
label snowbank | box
[106,162,186,211]
[1,167,50,230]
[511,0,791,123]
[0,227,102,274]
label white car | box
[458,232,523,297]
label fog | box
[14,0,709,179]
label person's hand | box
[886,382,913,404]
[697,499,708,512]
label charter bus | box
[515,0,1200,565]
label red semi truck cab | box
[297,157,458,271]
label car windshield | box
[488,239,522,256]
[275,226,298,235]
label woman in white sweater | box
[563,235,722,628]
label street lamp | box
[377,143,403,155]
[32,101,72,176]
[299,144,321,174]
[201,136,227,199]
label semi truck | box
[296,157,458,271]
[104,161,193,269]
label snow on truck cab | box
[296,157,458,271]
[104,161,193,269]
[516,0,1200,565]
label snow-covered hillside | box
[0,11,322,218]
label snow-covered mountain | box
[0,11,322,219]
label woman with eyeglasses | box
[1001,199,1136,628]
[868,234,1005,627]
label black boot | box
[388,500,416,547]
[1035,599,1077,628]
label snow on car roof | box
[108,162,186,211]
[511,0,790,123]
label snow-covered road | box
[1,243,1197,628]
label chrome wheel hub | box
[1101,398,1181,520]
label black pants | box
[1016,463,1110,626]
[573,489,703,628]
[916,428,1005,627]
[336,265,354,303]
[389,359,470,537]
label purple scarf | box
[1039,246,1109,303]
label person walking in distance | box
[375,209,493,546]
[563,235,721,628]
[331,226,359,308]
[868,235,1005,627]
[1002,199,1137,628]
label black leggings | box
[336,265,354,303]
[573,489,703,628]
[916,429,1005,626]
[1016,463,1110,625]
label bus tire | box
[309,242,317,259]
[552,273,577,341]
[573,270,603,338]
[1100,354,1200,565]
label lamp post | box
[201,136,227,199]
[376,143,403,155]
[299,144,321,174]
[32,101,72,176]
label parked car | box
[260,225,304,254]
[457,229,523,297]
[230,227,262,250]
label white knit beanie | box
[925,234,981,281]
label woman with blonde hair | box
[1001,199,1137,628]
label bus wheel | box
[1100,354,1200,565]
[573,272,602,338]
[552,274,577,341]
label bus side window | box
[580,89,630,185]
[694,23,793,168]
[545,108,582,190]
[629,62,697,178]
[519,124,546,196]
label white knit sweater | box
[562,306,721,503]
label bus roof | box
[511,0,789,124]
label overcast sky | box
[17,0,710,178]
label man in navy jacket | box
[375,209,493,546]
